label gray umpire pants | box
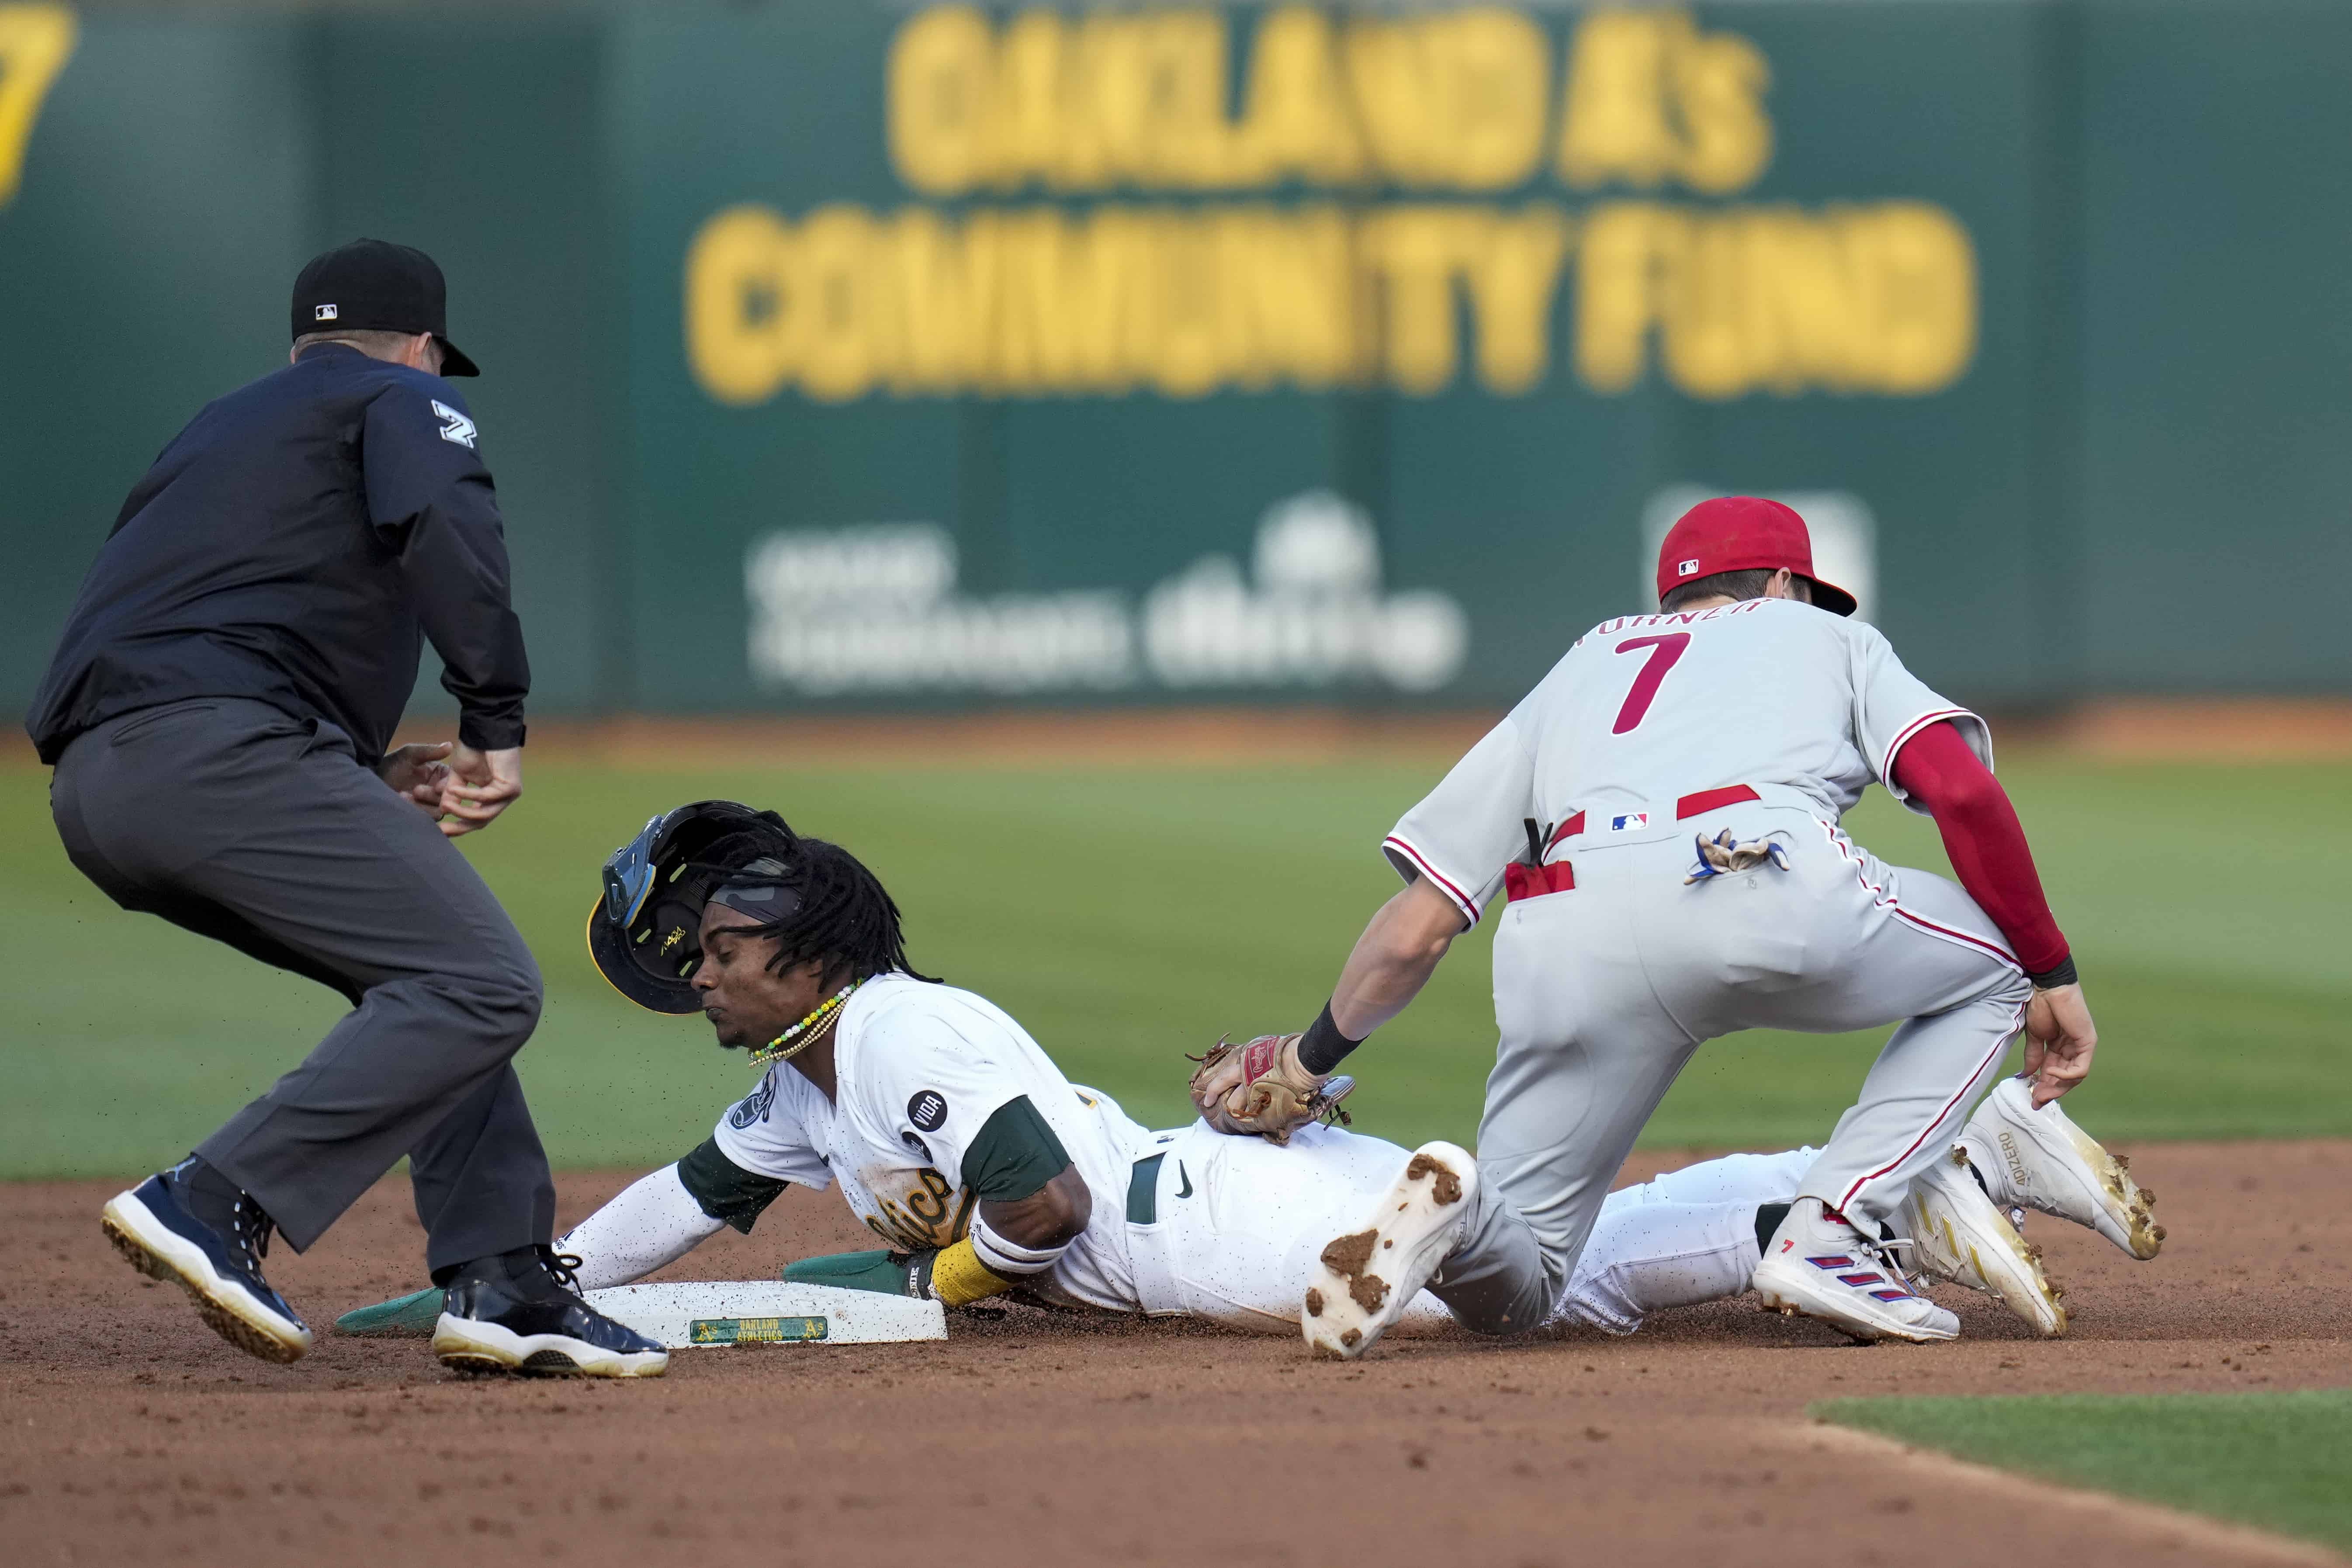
[50,697,554,1274]
[1427,787,2031,1334]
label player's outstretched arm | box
[557,1158,735,1290]
[1189,876,1469,1140]
[1324,876,1473,1046]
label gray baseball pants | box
[49,697,554,1274]
[1427,789,2030,1334]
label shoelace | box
[228,1194,277,1270]
[538,1248,586,1294]
[1862,1231,1926,1295]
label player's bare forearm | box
[978,1164,1091,1251]
[1329,878,1469,1040]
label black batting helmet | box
[585,800,796,1014]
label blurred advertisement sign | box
[747,492,1468,696]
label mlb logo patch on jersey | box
[1610,813,1651,832]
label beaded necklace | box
[747,978,864,1069]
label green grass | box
[1,757,2344,1180]
[1815,1391,2352,1552]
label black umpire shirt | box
[26,344,528,770]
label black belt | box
[1127,1153,1164,1224]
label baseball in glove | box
[1188,1033,1355,1145]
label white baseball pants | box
[1127,1121,1815,1336]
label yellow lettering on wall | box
[889,6,1565,194]
[791,204,883,403]
[1362,207,1469,395]
[1570,200,1976,399]
[683,204,799,406]
[888,5,994,195]
[1744,208,1859,394]
[1145,209,1226,395]
[994,207,1144,391]
[1347,10,1548,190]
[884,207,998,394]
[1463,205,1572,395]
[1442,8,1552,190]
[993,10,1076,190]
[1236,8,1365,185]
[1849,201,1976,393]
[1558,8,1771,196]
[1669,15,1772,195]
[1234,203,1362,387]
[680,195,1971,405]
[1342,19,1437,185]
[1573,202,1658,393]
[0,3,75,208]
[1558,11,1678,189]
[1137,10,1241,187]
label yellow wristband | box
[927,1237,1015,1307]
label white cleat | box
[1303,1141,1475,1361]
[1962,1075,2164,1260]
[1897,1146,2068,1338]
[1752,1199,1959,1344]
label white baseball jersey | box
[1381,598,1990,925]
[711,973,1151,1311]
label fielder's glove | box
[1188,1033,1354,1145]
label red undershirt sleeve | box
[1888,720,2072,978]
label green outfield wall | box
[2,0,2345,724]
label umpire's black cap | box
[291,239,480,376]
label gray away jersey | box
[1384,599,1988,924]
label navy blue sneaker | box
[101,1159,313,1364]
[432,1249,667,1378]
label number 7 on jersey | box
[1610,633,1690,734]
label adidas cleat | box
[1962,1075,2163,1259]
[1898,1146,2067,1337]
[1753,1198,1958,1344]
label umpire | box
[28,240,665,1378]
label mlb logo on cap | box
[313,303,338,321]
[1677,558,1701,577]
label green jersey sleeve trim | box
[961,1094,1071,1202]
[677,1136,790,1234]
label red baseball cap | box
[1655,496,1857,616]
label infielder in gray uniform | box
[1192,496,2107,1355]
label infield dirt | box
[5,1141,2346,1568]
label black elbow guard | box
[676,1137,789,1234]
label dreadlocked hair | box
[702,834,936,992]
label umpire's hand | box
[438,744,525,837]
[378,742,454,814]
